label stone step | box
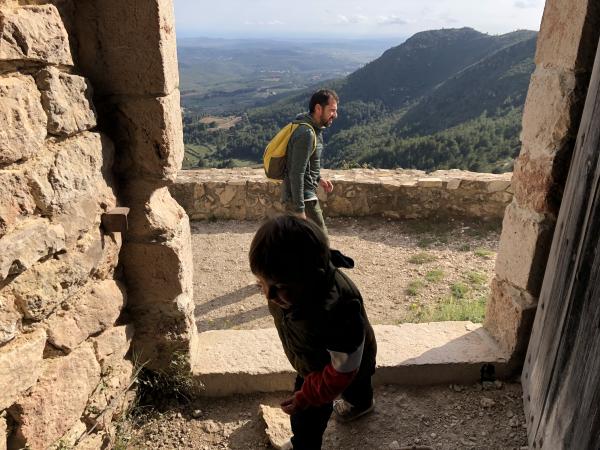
[191,321,511,397]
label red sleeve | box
[294,364,357,408]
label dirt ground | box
[191,217,500,331]
[127,382,527,449]
[120,218,528,449]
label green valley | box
[180,28,537,173]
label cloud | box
[377,15,409,26]
[514,0,540,8]
[335,14,369,25]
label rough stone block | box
[520,67,583,159]
[91,324,134,372]
[130,296,196,370]
[71,432,106,450]
[115,90,183,182]
[0,219,65,282]
[46,280,127,352]
[417,177,443,188]
[0,328,46,410]
[495,203,555,296]
[0,293,20,345]
[90,231,122,281]
[9,342,101,449]
[485,277,537,358]
[27,132,115,219]
[512,150,566,215]
[259,405,292,450]
[48,420,86,450]
[0,75,46,166]
[123,219,193,306]
[75,0,178,96]
[10,257,88,321]
[0,5,73,66]
[126,185,190,241]
[35,67,97,136]
[75,280,126,333]
[0,414,6,450]
[0,169,37,237]
[535,0,600,71]
[44,314,83,353]
[486,180,512,193]
[85,359,134,430]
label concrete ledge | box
[192,322,511,396]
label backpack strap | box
[296,122,317,155]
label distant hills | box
[182,28,537,173]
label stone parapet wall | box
[171,168,513,222]
[0,3,133,449]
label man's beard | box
[321,115,334,128]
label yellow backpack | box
[263,122,316,180]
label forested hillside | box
[182,28,537,173]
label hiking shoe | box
[333,398,375,422]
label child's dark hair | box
[249,215,330,284]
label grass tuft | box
[466,271,488,286]
[408,252,437,265]
[406,280,425,296]
[425,269,444,283]
[404,295,487,324]
[474,247,495,259]
[450,282,469,299]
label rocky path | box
[128,382,527,449]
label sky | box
[174,0,546,40]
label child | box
[249,215,377,450]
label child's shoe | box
[333,398,375,422]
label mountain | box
[181,28,538,173]
[394,35,536,136]
[338,28,535,107]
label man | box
[282,89,338,234]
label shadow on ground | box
[195,283,269,332]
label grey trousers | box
[304,200,328,236]
[285,199,328,236]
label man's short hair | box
[249,215,330,284]
[309,89,339,114]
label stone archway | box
[73,0,198,370]
[484,0,600,367]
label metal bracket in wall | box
[101,207,130,234]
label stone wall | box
[484,0,600,363]
[0,2,134,448]
[171,168,513,222]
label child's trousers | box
[290,372,373,450]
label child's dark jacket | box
[268,264,377,407]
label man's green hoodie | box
[281,112,324,212]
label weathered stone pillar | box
[485,0,600,364]
[74,0,197,370]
